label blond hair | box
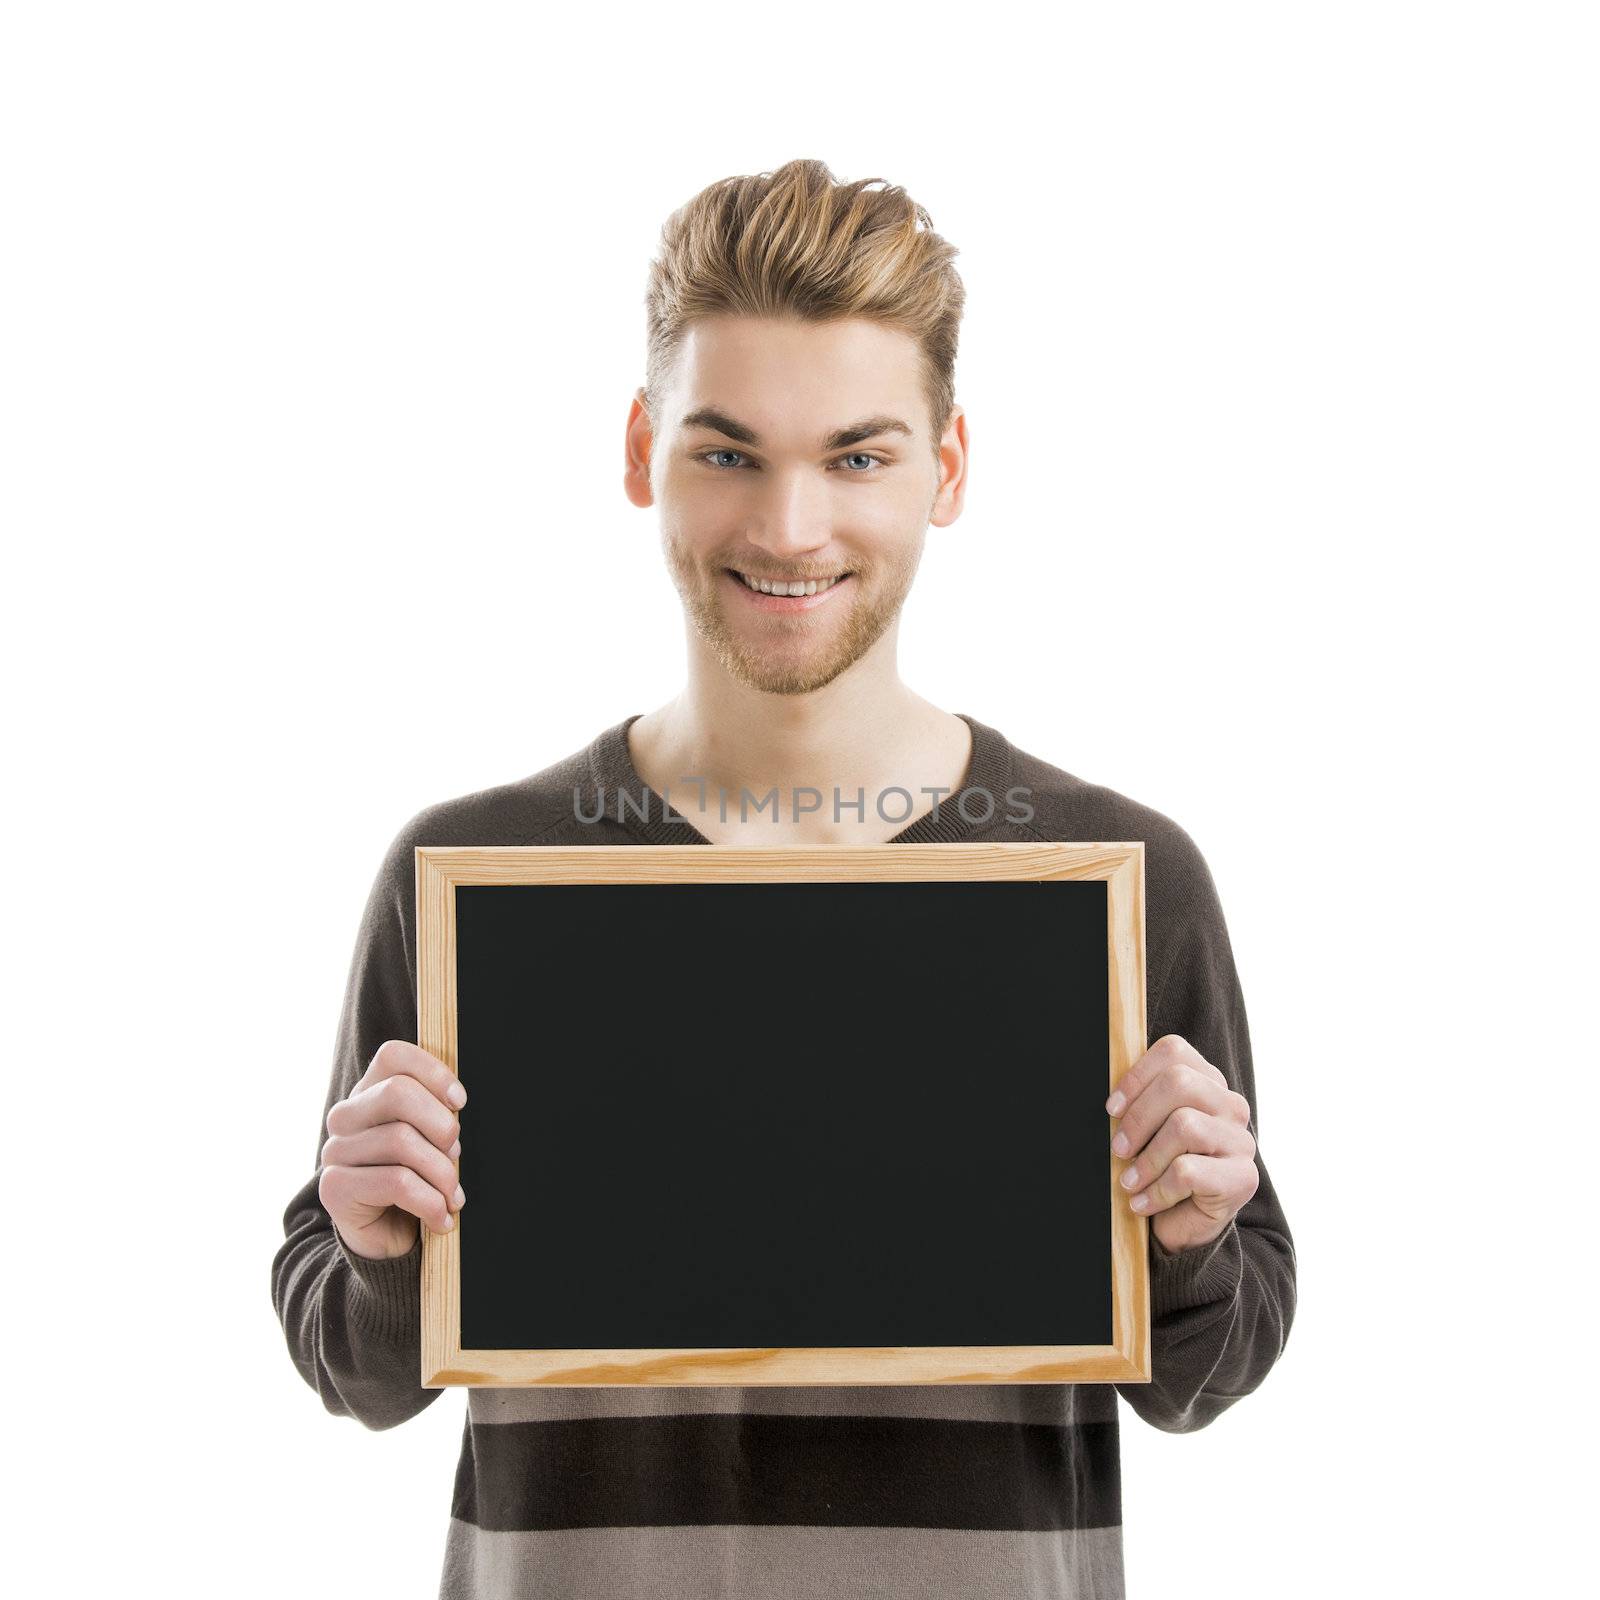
[642,159,965,459]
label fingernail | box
[453,1184,466,1208]
[1112,1131,1130,1156]
[440,1214,454,1230]
[447,1081,467,1108]
[1121,1166,1139,1188]
[1130,1193,1148,1211]
[450,1140,461,1160]
[1106,1091,1125,1116]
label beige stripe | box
[439,1520,1124,1599]
[466,1381,1120,1429]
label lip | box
[723,568,854,613]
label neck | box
[627,661,971,844]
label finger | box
[319,1160,459,1235]
[327,1070,461,1154]
[1110,1060,1238,1163]
[1106,1032,1225,1115]
[1129,1152,1258,1219]
[1106,1033,1187,1114]
[361,1039,467,1111]
[1120,1107,1255,1198]
[322,1121,463,1207]
[1150,1197,1232,1255]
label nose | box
[738,471,835,564]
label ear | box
[623,387,656,509]
[929,406,969,527]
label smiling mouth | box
[726,567,853,597]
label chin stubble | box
[668,550,918,697]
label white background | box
[4,3,1594,1595]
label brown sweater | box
[271,711,1297,1599]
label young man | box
[272,158,1296,1599]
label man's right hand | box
[319,1039,467,1261]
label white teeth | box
[737,571,845,596]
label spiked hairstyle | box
[642,158,966,461]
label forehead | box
[670,315,924,436]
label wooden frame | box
[417,840,1149,1388]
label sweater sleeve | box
[1114,855,1299,1434]
[270,816,444,1432]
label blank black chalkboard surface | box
[415,842,1149,1388]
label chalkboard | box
[416,843,1150,1387]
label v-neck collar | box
[588,710,1015,846]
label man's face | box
[634,315,958,697]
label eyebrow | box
[680,407,914,452]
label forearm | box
[270,1176,440,1432]
[1116,1177,1297,1433]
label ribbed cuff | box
[337,1230,423,1343]
[1149,1218,1244,1318]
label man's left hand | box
[1105,1033,1259,1256]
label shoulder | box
[1005,733,1226,938]
[368,733,601,893]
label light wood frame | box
[417,840,1149,1387]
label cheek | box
[862,477,937,531]
[661,470,742,530]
